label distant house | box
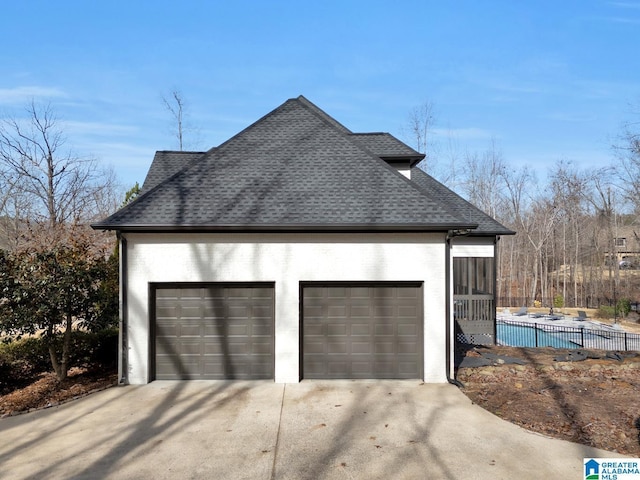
[93,96,513,384]
[609,227,640,267]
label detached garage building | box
[93,96,513,384]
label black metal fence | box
[496,297,640,310]
[495,319,640,352]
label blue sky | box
[1,1,639,190]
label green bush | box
[69,329,118,369]
[617,298,631,317]
[597,300,631,320]
[597,305,615,319]
[553,294,564,309]
[0,328,118,380]
[2,337,51,372]
[0,350,16,387]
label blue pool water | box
[497,323,579,349]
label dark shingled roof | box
[140,151,206,194]
[410,165,514,236]
[350,133,423,162]
[93,96,509,234]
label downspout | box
[445,233,453,384]
[118,233,129,385]
[493,236,499,345]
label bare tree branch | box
[0,101,118,247]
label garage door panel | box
[157,288,181,299]
[372,306,395,317]
[227,306,249,318]
[305,342,326,354]
[374,342,395,354]
[327,341,347,354]
[302,284,423,379]
[155,339,178,356]
[202,306,226,318]
[398,362,421,376]
[201,361,225,376]
[349,362,373,376]
[179,342,202,355]
[179,307,202,319]
[224,287,252,298]
[352,342,372,354]
[226,324,249,336]
[201,342,224,354]
[251,341,273,355]
[177,288,204,299]
[156,305,179,317]
[329,360,353,374]
[373,324,394,336]
[327,306,347,317]
[303,324,325,337]
[202,323,230,336]
[154,284,274,380]
[252,324,272,336]
[179,324,203,337]
[303,305,324,317]
[327,324,347,336]
[226,342,251,355]
[373,361,396,375]
[397,324,418,336]
[398,305,419,316]
[156,322,178,337]
[350,306,370,317]
[350,323,370,335]
[251,305,274,317]
[349,287,371,298]
[398,341,419,353]
[304,360,325,375]
[327,287,348,298]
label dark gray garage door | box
[153,284,274,380]
[302,284,423,379]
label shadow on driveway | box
[0,381,622,479]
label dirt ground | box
[0,368,117,417]
[1,350,639,457]
[457,345,640,456]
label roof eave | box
[91,222,479,234]
[380,154,425,165]
[468,229,516,237]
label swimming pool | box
[497,322,580,349]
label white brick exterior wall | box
[122,232,450,384]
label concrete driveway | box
[0,381,621,479]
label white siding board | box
[451,237,495,258]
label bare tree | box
[407,101,435,155]
[162,89,202,151]
[0,101,117,247]
[162,89,185,151]
[615,110,640,214]
[549,161,590,307]
[460,140,507,219]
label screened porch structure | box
[453,257,495,345]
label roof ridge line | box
[155,150,208,154]
[295,96,353,134]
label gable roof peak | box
[293,95,353,134]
